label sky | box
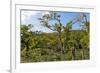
[21,10,90,32]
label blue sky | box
[21,10,90,32]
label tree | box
[79,14,90,59]
[38,12,65,59]
[21,24,33,62]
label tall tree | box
[38,12,65,59]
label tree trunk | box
[58,31,64,60]
[71,47,76,60]
[81,49,84,59]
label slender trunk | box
[57,30,64,60]
[64,30,69,49]
[81,49,84,59]
[71,47,76,60]
[58,32,64,52]
[57,20,64,59]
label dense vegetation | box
[21,12,89,63]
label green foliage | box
[21,13,89,63]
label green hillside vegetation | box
[21,13,89,63]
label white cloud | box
[21,11,41,22]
